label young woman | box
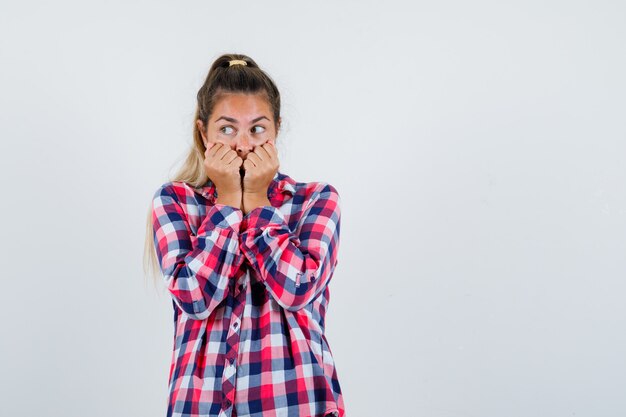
[144,53,345,417]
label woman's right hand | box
[203,142,244,207]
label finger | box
[206,142,224,157]
[251,145,265,160]
[223,152,242,165]
[217,145,236,160]
[227,155,243,167]
[262,142,277,160]
[243,158,255,170]
[246,152,262,166]
[253,145,274,163]
[254,143,273,160]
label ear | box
[196,119,208,145]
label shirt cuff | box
[242,205,286,230]
[198,203,244,234]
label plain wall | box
[1,1,625,416]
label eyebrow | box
[214,115,270,124]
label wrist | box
[243,193,271,215]
[215,191,242,209]
[243,190,267,199]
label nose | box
[235,133,254,157]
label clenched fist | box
[242,141,279,195]
[203,142,244,208]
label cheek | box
[252,138,269,147]
[264,134,275,143]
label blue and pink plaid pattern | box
[151,171,344,417]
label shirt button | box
[225,399,231,407]
[233,321,239,330]
[229,357,235,365]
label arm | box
[239,183,341,312]
[151,185,244,320]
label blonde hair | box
[143,52,282,287]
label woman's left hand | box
[242,140,279,195]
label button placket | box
[225,322,239,361]
[221,293,245,415]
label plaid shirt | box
[151,171,345,417]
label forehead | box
[212,93,272,121]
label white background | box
[1,1,625,416]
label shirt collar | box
[192,170,297,201]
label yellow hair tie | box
[228,59,247,67]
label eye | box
[252,125,266,134]
[220,126,235,134]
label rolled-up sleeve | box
[152,185,244,320]
[239,183,341,311]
